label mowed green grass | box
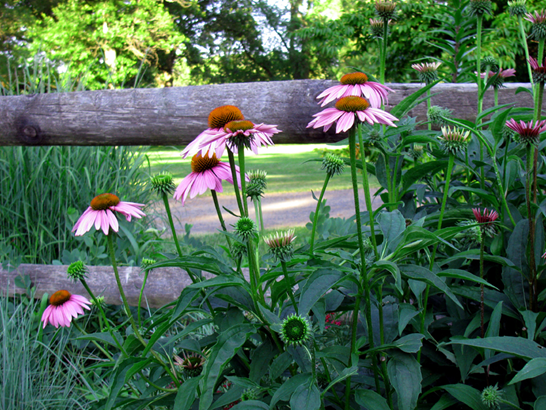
[146,144,379,196]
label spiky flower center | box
[480,56,499,72]
[280,314,312,346]
[235,217,257,241]
[224,120,254,133]
[151,172,175,195]
[90,193,120,210]
[208,105,244,129]
[335,96,370,112]
[508,0,527,16]
[340,72,368,85]
[67,261,87,280]
[191,152,220,173]
[375,1,397,19]
[481,385,502,408]
[322,153,345,176]
[469,0,492,16]
[439,126,471,154]
[50,290,71,306]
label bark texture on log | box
[0,81,533,146]
[0,263,224,308]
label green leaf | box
[249,340,277,382]
[430,395,459,410]
[372,260,402,294]
[378,210,406,252]
[269,352,293,381]
[299,268,343,315]
[445,336,546,359]
[390,79,441,119]
[509,358,546,384]
[321,366,358,397]
[402,160,448,193]
[290,382,321,410]
[199,324,257,410]
[152,256,233,276]
[355,389,391,410]
[535,396,546,409]
[231,401,269,410]
[387,352,422,410]
[171,287,201,322]
[105,357,144,410]
[270,373,312,409]
[398,304,420,335]
[442,384,488,410]
[174,377,200,410]
[521,310,539,341]
[438,269,498,289]
[399,265,463,309]
[76,331,124,349]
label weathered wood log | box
[0,81,533,146]
[0,263,244,308]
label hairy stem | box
[309,174,330,256]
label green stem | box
[237,148,249,217]
[480,237,485,338]
[80,278,127,355]
[107,233,180,387]
[381,18,388,84]
[253,199,261,232]
[429,154,455,270]
[138,268,150,328]
[281,261,298,313]
[377,284,393,408]
[358,125,379,259]
[476,15,485,191]
[309,173,331,256]
[348,127,380,394]
[162,193,183,258]
[494,87,498,107]
[211,190,232,248]
[518,16,534,85]
[258,198,265,231]
[383,151,395,211]
[72,320,114,360]
[427,89,432,131]
[228,150,244,216]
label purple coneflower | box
[529,57,546,83]
[316,72,392,108]
[182,105,245,159]
[505,118,546,145]
[173,152,245,205]
[412,62,441,85]
[41,290,91,328]
[480,68,515,88]
[72,193,145,236]
[308,96,398,133]
[472,208,499,224]
[525,11,546,40]
[189,120,281,158]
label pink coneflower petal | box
[317,73,393,108]
[173,153,244,206]
[41,291,91,329]
[72,194,146,236]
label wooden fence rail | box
[0,81,533,146]
[0,80,535,305]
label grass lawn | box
[146,143,379,196]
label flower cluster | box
[529,57,546,84]
[325,313,342,329]
[525,11,546,41]
[438,126,471,155]
[505,119,546,146]
[480,68,516,89]
[508,0,527,17]
[473,208,499,238]
[469,0,492,16]
[264,229,296,262]
[412,62,441,85]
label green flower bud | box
[150,172,175,196]
[438,126,471,155]
[141,258,157,270]
[374,1,397,20]
[469,0,492,16]
[481,56,499,72]
[280,314,313,346]
[369,18,385,37]
[427,106,453,126]
[241,387,261,401]
[234,217,257,241]
[264,229,297,262]
[67,260,87,281]
[508,0,527,17]
[481,385,502,409]
[246,169,267,200]
[321,154,345,176]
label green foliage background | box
[3,0,546,88]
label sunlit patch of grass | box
[146,144,379,196]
